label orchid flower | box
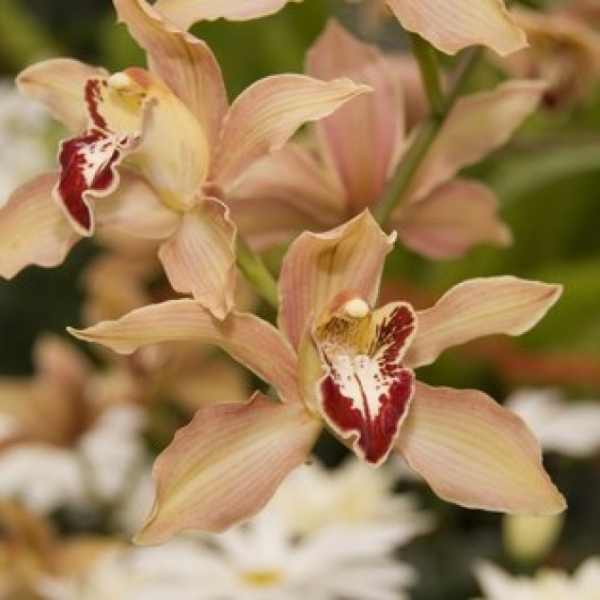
[0,0,367,318]
[228,21,546,259]
[71,211,565,544]
[384,0,527,56]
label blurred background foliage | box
[1,1,600,598]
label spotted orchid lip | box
[52,77,142,236]
[315,300,417,466]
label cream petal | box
[158,200,236,319]
[227,145,346,250]
[153,0,302,29]
[405,80,546,203]
[134,393,321,543]
[114,0,228,148]
[278,211,394,350]
[385,0,527,56]
[396,382,566,514]
[406,276,561,368]
[16,59,108,132]
[306,21,404,213]
[68,299,301,404]
[95,172,180,239]
[392,179,511,259]
[0,174,80,279]
[213,75,371,188]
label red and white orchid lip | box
[314,298,417,466]
[52,75,145,236]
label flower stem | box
[374,46,482,226]
[236,234,279,308]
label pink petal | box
[278,211,394,350]
[158,200,236,319]
[406,276,562,369]
[315,302,417,465]
[306,21,404,214]
[134,393,321,543]
[227,145,346,250]
[0,174,80,278]
[17,59,108,132]
[95,172,179,239]
[68,299,301,404]
[406,80,546,203]
[213,74,370,188]
[153,0,302,29]
[114,0,228,148]
[385,0,527,56]
[396,382,566,513]
[392,179,511,259]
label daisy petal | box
[134,393,320,543]
[406,276,561,368]
[393,179,511,259]
[159,200,236,318]
[17,59,108,132]
[68,299,300,403]
[213,75,370,188]
[0,174,80,278]
[396,382,566,513]
[114,0,228,147]
[385,0,527,56]
[278,211,394,350]
[153,0,302,29]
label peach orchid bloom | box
[228,22,545,259]
[71,211,565,544]
[384,0,527,56]
[0,0,367,318]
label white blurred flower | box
[474,558,600,600]
[506,388,600,457]
[0,404,149,513]
[272,457,434,538]
[0,80,52,206]
[38,458,428,600]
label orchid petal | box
[315,301,417,465]
[95,172,179,239]
[396,382,566,514]
[158,200,236,319]
[16,59,108,132]
[385,0,527,56]
[406,276,561,368]
[406,80,546,203]
[278,211,394,350]
[392,179,511,259]
[227,145,346,249]
[68,299,301,403]
[0,174,79,278]
[134,393,320,543]
[153,0,302,29]
[114,0,228,148]
[213,75,371,188]
[306,21,404,213]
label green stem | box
[374,47,482,226]
[236,234,279,308]
[409,33,444,116]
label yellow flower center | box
[239,569,284,588]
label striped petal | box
[68,299,301,404]
[385,0,527,56]
[0,174,80,278]
[153,0,302,29]
[406,276,562,368]
[134,393,320,543]
[396,382,566,513]
[278,211,394,350]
